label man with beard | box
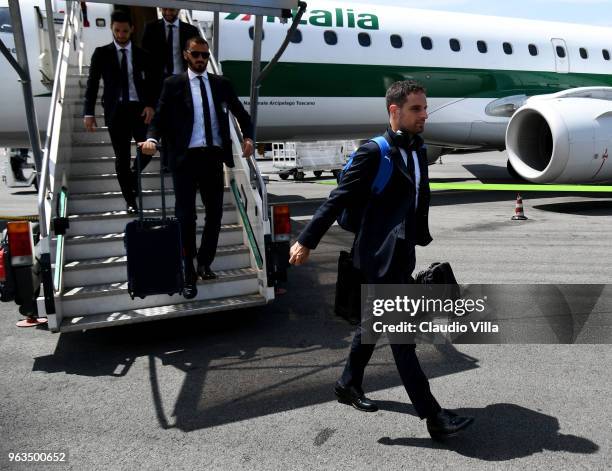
[83,10,158,213]
[289,81,474,440]
[141,7,200,78]
[141,37,254,299]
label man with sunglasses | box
[142,37,254,299]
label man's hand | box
[83,116,97,132]
[242,138,254,158]
[141,106,155,125]
[139,141,158,156]
[289,241,311,266]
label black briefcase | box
[414,261,460,300]
[334,250,362,325]
[124,147,184,299]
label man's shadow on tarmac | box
[377,402,599,460]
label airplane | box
[2,0,612,184]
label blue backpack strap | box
[370,135,393,194]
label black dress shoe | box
[182,281,198,299]
[197,265,217,280]
[334,383,378,412]
[426,409,474,440]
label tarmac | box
[0,150,611,470]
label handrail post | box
[213,11,220,62]
[44,0,58,71]
[8,0,45,195]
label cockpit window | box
[0,8,13,34]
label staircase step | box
[69,142,116,158]
[69,187,233,213]
[72,130,114,145]
[70,156,162,175]
[59,293,267,332]
[62,244,250,286]
[69,172,173,193]
[59,267,259,316]
[61,223,243,259]
[66,204,237,235]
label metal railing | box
[38,1,80,308]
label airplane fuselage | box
[200,2,612,146]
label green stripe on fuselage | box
[221,60,612,98]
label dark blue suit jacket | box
[297,129,432,280]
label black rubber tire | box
[279,173,289,180]
[313,170,323,178]
[294,171,305,181]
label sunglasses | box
[187,50,210,59]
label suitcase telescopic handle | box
[136,143,165,222]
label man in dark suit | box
[84,10,159,213]
[141,37,254,299]
[289,81,474,440]
[141,7,200,78]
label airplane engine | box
[506,88,612,183]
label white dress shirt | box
[114,41,140,102]
[398,147,421,211]
[163,18,183,74]
[395,146,422,240]
[187,69,222,148]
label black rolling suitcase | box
[124,146,184,299]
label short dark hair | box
[184,36,209,51]
[110,10,132,26]
[385,80,426,114]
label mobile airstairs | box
[33,1,295,332]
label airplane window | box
[289,29,302,44]
[579,48,588,59]
[95,18,106,28]
[528,44,538,56]
[421,36,433,50]
[390,34,403,49]
[0,7,13,33]
[556,46,566,58]
[477,40,487,53]
[248,26,265,41]
[324,30,338,46]
[603,49,611,61]
[449,38,461,52]
[358,32,371,47]
[503,42,513,55]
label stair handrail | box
[38,1,80,299]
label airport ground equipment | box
[272,140,354,180]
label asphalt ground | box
[0,151,611,470]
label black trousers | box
[107,102,151,205]
[339,239,442,419]
[172,147,225,268]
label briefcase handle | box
[136,143,167,222]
